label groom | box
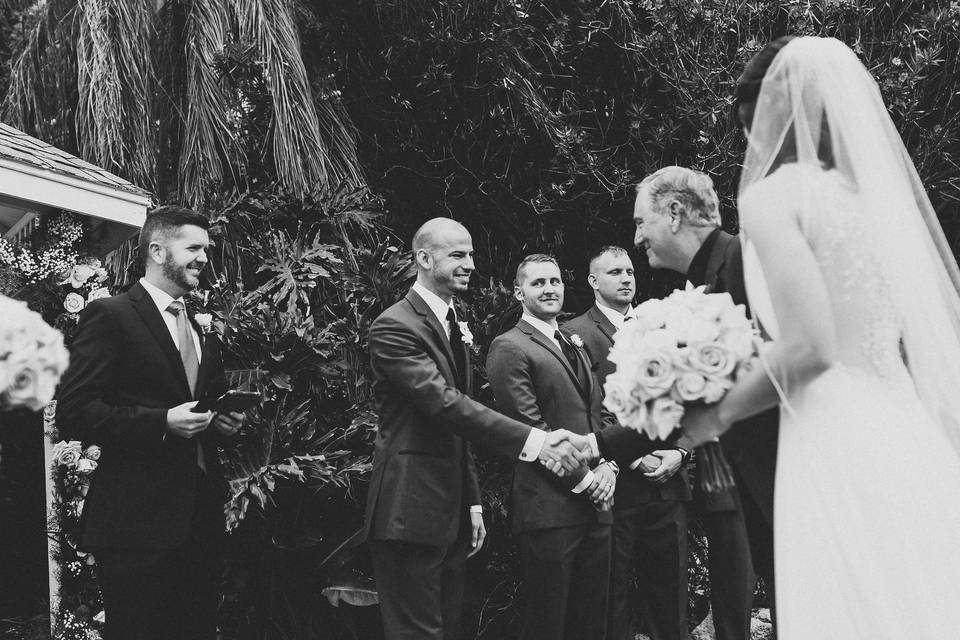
[633,166,779,639]
[56,205,243,639]
[364,218,586,640]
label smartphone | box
[192,390,261,413]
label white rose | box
[672,370,709,402]
[194,312,213,333]
[687,342,737,379]
[719,303,752,334]
[633,351,677,399]
[76,458,98,475]
[632,298,668,330]
[685,317,720,344]
[697,292,735,321]
[602,378,649,431]
[702,377,733,403]
[83,445,102,461]
[68,264,96,288]
[648,397,685,439]
[721,328,756,362]
[87,287,110,302]
[53,440,83,468]
[64,292,85,313]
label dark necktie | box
[554,330,580,374]
[167,300,205,471]
[446,307,467,388]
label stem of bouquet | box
[696,441,736,493]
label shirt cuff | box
[587,433,600,460]
[571,470,596,494]
[629,457,644,471]
[469,505,483,514]
[519,428,547,461]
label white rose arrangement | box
[1,295,70,411]
[603,286,758,440]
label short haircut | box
[636,166,721,228]
[412,217,468,254]
[588,245,630,274]
[138,205,210,263]
[515,253,560,287]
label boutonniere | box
[569,334,584,349]
[458,321,474,347]
[193,312,214,334]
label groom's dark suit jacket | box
[563,305,692,507]
[55,281,230,550]
[364,290,533,548]
[486,319,616,533]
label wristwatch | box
[604,460,620,476]
[675,446,691,466]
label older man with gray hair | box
[633,165,779,640]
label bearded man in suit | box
[56,205,245,639]
[563,246,692,640]
[486,253,628,640]
[364,218,586,640]
[634,166,779,640]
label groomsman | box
[364,219,586,640]
[56,206,244,639]
[487,254,629,640]
[633,166,779,640]
[563,246,692,640]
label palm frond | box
[234,0,330,195]
[179,0,244,208]
[76,0,156,186]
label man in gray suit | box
[564,246,692,640]
[364,219,586,640]
[487,254,646,640]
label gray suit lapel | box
[406,290,460,386]
[588,305,617,345]
[519,320,588,397]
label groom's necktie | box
[167,300,205,471]
[446,308,467,388]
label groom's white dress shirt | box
[140,277,202,361]
[594,300,633,331]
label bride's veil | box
[738,36,960,454]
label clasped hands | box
[166,400,246,438]
[536,429,614,507]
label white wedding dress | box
[741,164,960,638]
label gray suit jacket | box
[363,290,533,547]
[487,319,613,534]
[564,306,692,507]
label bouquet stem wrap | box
[695,440,735,493]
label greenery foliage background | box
[2,0,960,637]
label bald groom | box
[364,217,586,639]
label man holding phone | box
[56,205,245,639]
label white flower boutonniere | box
[63,292,85,314]
[457,321,474,347]
[194,313,214,334]
[569,334,584,349]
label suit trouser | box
[370,536,469,640]
[94,470,223,640]
[701,481,775,640]
[518,521,612,640]
[608,500,688,640]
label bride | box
[679,36,960,637]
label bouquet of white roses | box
[1,294,71,411]
[603,287,757,490]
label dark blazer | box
[55,281,229,550]
[364,290,533,548]
[563,305,692,507]
[486,319,613,534]
[688,229,779,521]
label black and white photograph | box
[2,2,959,639]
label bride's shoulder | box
[739,163,833,223]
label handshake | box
[536,429,615,509]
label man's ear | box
[668,200,683,233]
[513,285,523,302]
[147,241,165,266]
[587,273,599,290]
[414,248,431,270]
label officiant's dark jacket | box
[363,290,533,548]
[563,305,692,507]
[486,319,613,533]
[688,229,778,522]
[55,281,230,551]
